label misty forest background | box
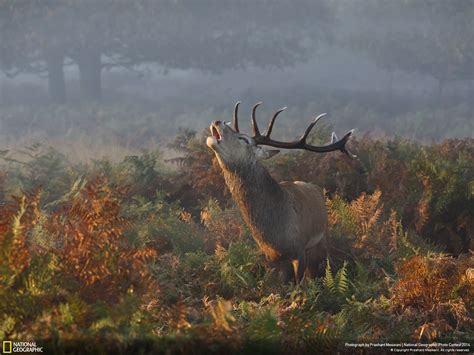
[0,0,473,353]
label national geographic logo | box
[2,341,43,353]
[2,342,11,354]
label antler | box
[238,102,355,157]
[233,101,241,132]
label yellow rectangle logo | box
[3,341,12,353]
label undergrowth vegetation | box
[0,132,473,353]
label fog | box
[0,0,472,153]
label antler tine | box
[250,106,355,157]
[265,107,286,137]
[339,129,357,158]
[233,101,241,132]
[300,113,327,142]
[251,102,263,136]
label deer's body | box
[207,102,353,283]
[219,157,327,281]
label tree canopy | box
[0,0,333,103]
[343,0,474,88]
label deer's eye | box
[238,137,250,144]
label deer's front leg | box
[271,259,295,284]
[296,251,307,284]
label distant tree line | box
[341,0,474,97]
[0,1,472,104]
[0,0,332,103]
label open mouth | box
[211,125,221,141]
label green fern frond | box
[324,259,350,296]
[44,176,87,209]
[323,258,335,294]
[335,261,349,295]
[304,325,340,350]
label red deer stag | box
[207,102,354,283]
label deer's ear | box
[255,146,280,160]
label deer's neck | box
[219,159,287,260]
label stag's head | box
[206,122,278,165]
[207,102,279,165]
[207,102,355,167]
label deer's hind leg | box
[305,234,328,278]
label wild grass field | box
[0,106,472,353]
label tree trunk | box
[45,52,66,104]
[77,48,102,101]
